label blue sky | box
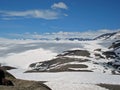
[0,0,120,34]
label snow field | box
[9,69,120,90]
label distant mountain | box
[55,38,92,41]
[94,31,120,40]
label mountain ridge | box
[94,31,120,40]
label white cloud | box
[0,10,59,20]
[51,2,68,10]
[64,14,68,16]
[0,2,69,20]
[97,29,115,33]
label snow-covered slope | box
[26,40,120,75]
[94,31,120,40]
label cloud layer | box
[6,29,119,40]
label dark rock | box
[94,53,105,59]
[58,50,90,57]
[2,66,16,70]
[98,84,120,90]
[102,51,118,59]
[26,56,90,72]
[109,41,120,49]
[94,49,102,51]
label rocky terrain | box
[0,79,51,90]
[98,84,120,90]
[0,67,51,90]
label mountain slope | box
[26,39,120,74]
[94,31,120,40]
